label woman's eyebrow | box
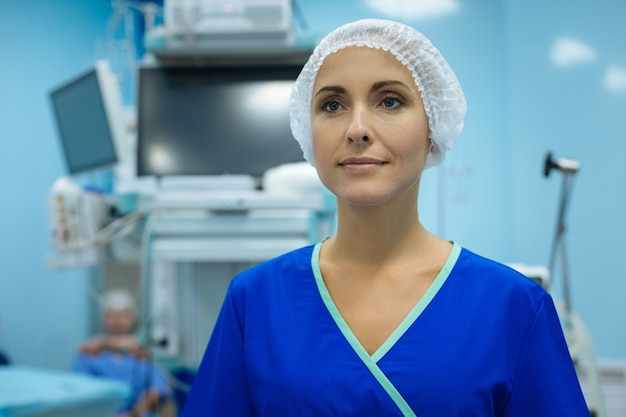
[313,80,411,98]
[370,80,411,92]
[313,85,347,98]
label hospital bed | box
[0,365,129,417]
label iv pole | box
[544,151,580,328]
[544,152,604,417]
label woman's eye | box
[381,96,402,109]
[323,100,343,112]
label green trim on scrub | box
[312,241,462,417]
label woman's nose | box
[346,107,371,144]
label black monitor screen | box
[50,68,119,175]
[137,63,306,178]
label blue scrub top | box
[182,242,589,416]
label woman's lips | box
[339,157,386,172]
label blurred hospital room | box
[1,0,626,415]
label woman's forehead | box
[314,46,419,92]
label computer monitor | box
[50,61,126,175]
[136,62,305,179]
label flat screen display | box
[50,68,119,175]
[137,63,306,178]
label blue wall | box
[0,0,624,370]
[507,0,626,359]
[0,1,114,369]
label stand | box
[544,152,604,417]
[546,154,577,327]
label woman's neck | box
[328,198,438,268]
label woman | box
[181,19,589,416]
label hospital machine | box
[47,61,132,270]
[131,52,335,365]
[146,0,304,58]
[544,152,605,417]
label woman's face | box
[311,46,430,208]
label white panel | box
[578,361,626,417]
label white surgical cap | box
[289,19,467,169]
[101,289,136,317]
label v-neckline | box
[311,241,461,363]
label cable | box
[55,211,146,252]
[168,370,193,393]
[291,0,309,31]
[82,272,105,308]
[138,213,156,349]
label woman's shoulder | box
[229,244,316,292]
[454,245,549,300]
[444,246,557,336]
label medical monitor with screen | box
[50,61,124,175]
[136,63,305,179]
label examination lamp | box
[544,151,581,328]
[544,151,581,177]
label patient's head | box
[101,289,136,335]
